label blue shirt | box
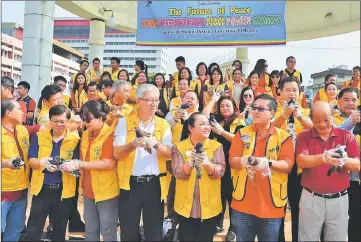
[28,133,80,185]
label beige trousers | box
[298,188,348,241]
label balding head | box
[310,101,333,135]
[310,101,333,119]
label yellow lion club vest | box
[89,69,103,84]
[80,124,119,202]
[231,126,291,208]
[71,73,91,85]
[1,125,30,192]
[274,103,310,135]
[174,138,223,219]
[318,88,328,102]
[30,130,79,199]
[333,109,347,126]
[117,115,170,201]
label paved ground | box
[25,193,292,241]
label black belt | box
[130,173,167,183]
[305,187,348,199]
[42,184,62,189]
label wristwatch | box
[153,142,159,149]
[268,159,273,168]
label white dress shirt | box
[113,117,173,176]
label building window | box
[337,74,345,78]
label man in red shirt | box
[17,81,37,125]
[296,101,360,241]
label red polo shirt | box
[296,127,360,193]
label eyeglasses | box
[140,98,160,104]
[244,94,253,98]
[271,75,280,78]
[250,105,271,112]
[81,115,94,123]
[264,64,268,67]
[51,120,68,124]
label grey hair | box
[136,84,159,99]
[110,80,131,96]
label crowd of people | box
[1,55,360,242]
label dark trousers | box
[25,185,72,241]
[348,181,360,242]
[279,168,302,242]
[178,214,217,241]
[118,177,164,241]
[69,177,84,229]
[166,175,179,224]
[217,173,234,232]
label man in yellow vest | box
[71,59,90,85]
[280,56,307,108]
[36,76,72,120]
[229,94,295,241]
[1,99,30,242]
[108,57,121,80]
[37,85,64,126]
[113,84,173,241]
[25,105,80,241]
[89,58,103,84]
[332,88,361,241]
[170,56,186,87]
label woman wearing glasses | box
[172,112,225,241]
[265,70,282,103]
[238,86,255,126]
[61,100,119,241]
[230,94,295,241]
[202,94,245,240]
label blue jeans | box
[231,210,281,241]
[1,197,27,242]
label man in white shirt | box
[113,84,173,241]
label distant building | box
[53,18,168,77]
[309,65,353,97]
[1,22,84,85]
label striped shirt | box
[171,145,225,218]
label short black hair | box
[279,76,300,92]
[41,85,61,101]
[135,60,145,70]
[49,105,71,120]
[178,67,193,83]
[254,94,278,112]
[18,81,30,91]
[352,66,360,72]
[338,88,359,100]
[111,57,120,64]
[102,80,114,88]
[88,82,97,88]
[175,56,185,63]
[54,75,67,84]
[286,56,296,62]
[1,98,16,118]
[80,59,89,66]
[248,70,259,79]
[1,76,14,93]
[196,62,208,76]
[101,71,113,81]
[92,58,100,63]
[207,62,219,76]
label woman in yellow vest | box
[172,67,197,97]
[61,100,119,241]
[169,79,190,112]
[194,62,209,110]
[1,99,30,242]
[313,74,337,103]
[325,82,338,107]
[172,112,225,240]
[117,69,129,82]
[229,94,295,241]
[202,94,245,238]
[203,68,229,114]
[153,73,170,118]
[71,73,88,114]
[27,105,79,241]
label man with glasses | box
[229,94,295,241]
[113,84,173,241]
[89,58,103,84]
[280,56,307,108]
[25,105,80,241]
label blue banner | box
[136,1,286,47]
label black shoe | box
[226,230,236,241]
[21,225,27,235]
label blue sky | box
[2,1,360,86]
